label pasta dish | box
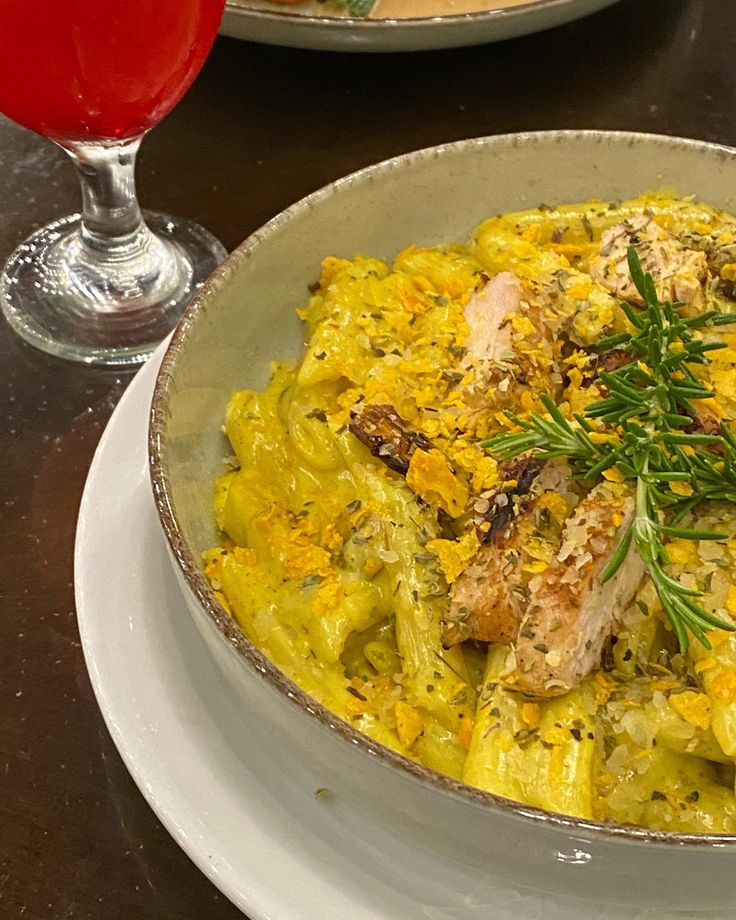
[204,194,736,832]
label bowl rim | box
[149,128,736,848]
[223,0,608,28]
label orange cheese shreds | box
[395,700,424,750]
[426,531,479,584]
[406,448,469,518]
[594,670,618,705]
[543,725,569,747]
[666,539,699,567]
[721,262,736,282]
[695,656,718,675]
[346,698,368,717]
[459,715,474,751]
[566,279,593,300]
[521,702,541,730]
[727,586,736,616]
[510,313,536,337]
[313,580,343,616]
[284,538,333,580]
[233,545,258,566]
[669,691,712,730]
[711,670,736,703]
[319,256,352,288]
[214,590,232,616]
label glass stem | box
[62,135,149,255]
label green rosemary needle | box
[481,246,736,652]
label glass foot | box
[0,211,226,366]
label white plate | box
[220,0,620,52]
[75,343,732,920]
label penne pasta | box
[205,195,736,830]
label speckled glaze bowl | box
[150,131,736,911]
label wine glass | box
[0,0,227,365]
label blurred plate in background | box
[220,0,621,52]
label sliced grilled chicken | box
[459,269,568,419]
[509,482,645,698]
[442,459,576,648]
[685,402,724,438]
[590,347,632,376]
[589,215,707,308]
[463,271,521,362]
[443,542,522,647]
[473,456,546,545]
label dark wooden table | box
[1,0,734,916]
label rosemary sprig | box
[482,246,736,652]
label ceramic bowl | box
[149,131,736,911]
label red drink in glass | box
[0,0,224,140]
[0,0,226,365]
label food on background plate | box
[267,0,375,12]
[204,194,736,832]
[265,0,531,18]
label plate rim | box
[75,349,683,920]
[224,0,608,27]
[73,349,305,920]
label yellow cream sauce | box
[205,194,736,832]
